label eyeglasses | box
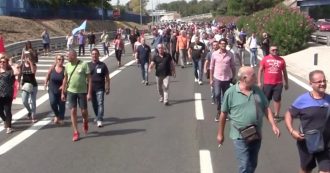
[57,58,64,61]
[0,61,6,64]
[271,49,278,52]
[311,80,327,84]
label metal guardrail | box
[310,34,330,46]
[4,32,115,61]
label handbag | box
[303,106,330,154]
[234,92,262,144]
[22,83,34,93]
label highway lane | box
[0,40,319,173]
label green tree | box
[128,0,149,13]
[227,0,280,16]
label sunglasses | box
[271,49,278,51]
[57,58,64,61]
[0,61,6,64]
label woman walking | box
[20,51,38,123]
[113,34,125,67]
[0,54,15,133]
[44,55,65,125]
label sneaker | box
[72,132,79,142]
[145,81,149,86]
[198,80,203,85]
[97,121,103,128]
[195,78,198,82]
[83,119,89,134]
[211,100,215,104]
[214,117,219,122]
[6,128,13,134]
[31,119,37,123]
[159,97,164,102]
[27,112,31,120]
[181,66,185,68]
[141,80,145,84]
[164,102,169,106]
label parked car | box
[319,22,330,31]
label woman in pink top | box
[113,34,125,67]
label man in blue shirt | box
[136,38,151,85]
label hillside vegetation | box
[0,16,144,44]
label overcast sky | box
[110,0,181,10]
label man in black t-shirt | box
[88,48,110,127]
[87,31,96,53]
[188,36,205,85]
[148,44,176,106]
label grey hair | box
[68,48,77,56]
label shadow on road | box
[103,116,155,126]
[86,128,146,138]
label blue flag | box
[72,20,87,35]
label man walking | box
[61,49,92,142]
[148,44,176,106]
[217,66,280,173]
[247,32,258,67]
[77,31,86,56]
[176,30,189,68]
[87,31,96,52]
[41,29,50,55]
[88,48,110,128]
[188,36,205,85]
[284,70,330,173]
[210,38,236,121]
[136,38,151,85]
[258,46,289,121]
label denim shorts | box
[67,92,87,109]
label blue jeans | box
[21,86,38,116]
[233,139,261,173]
[91,90,105,121]
[193,58,203,81]
[213,79,231,112]
[140,62,149,81]
[250,48,258,66]
[102,43,109,56]
[48,91,65,120]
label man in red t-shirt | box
[258,46,289,121]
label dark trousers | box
[0,97,13,128]
[213,79,231,112]
[48,92,65,120]
[115,49,122,62]
[78,44,85,56]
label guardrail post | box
[314,53,318,66]
[327,36,330,46]
[316,35,318,43]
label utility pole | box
[140,0,142,25]
[102,0,104,20]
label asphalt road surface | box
[0,41,318,173]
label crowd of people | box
[0,21,329,173]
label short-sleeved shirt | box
[189,42,205,60]
[42,33,50,44]
[289,92,330,137]
[88,61,109,92]
[260,55,286,84]
[65,60,90,93]
[137,44,151,63]
[210,50,235,81]
[152,52,173,77]
[221,83,269,139]
[77,34,85,45]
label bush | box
[236,4,315,55]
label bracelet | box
[290,129,294,135]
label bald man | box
[217,66,280,173]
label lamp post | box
[140,0,142,25]
[102,0,104,20]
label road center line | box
[0,47,132,155]
[195,93,204,120]
[199,150,214,173]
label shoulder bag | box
[233,91,262,144]
[64,60,80,93]
[303,105,330,154]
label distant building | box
[0,0,28,16]
[160,12,181,23]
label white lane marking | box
[199,150,214,173]
[0,116,52,155]
[0,94,49,132]
[0,60,135,155]
[195,93,204,120]
[288,74,312,91]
